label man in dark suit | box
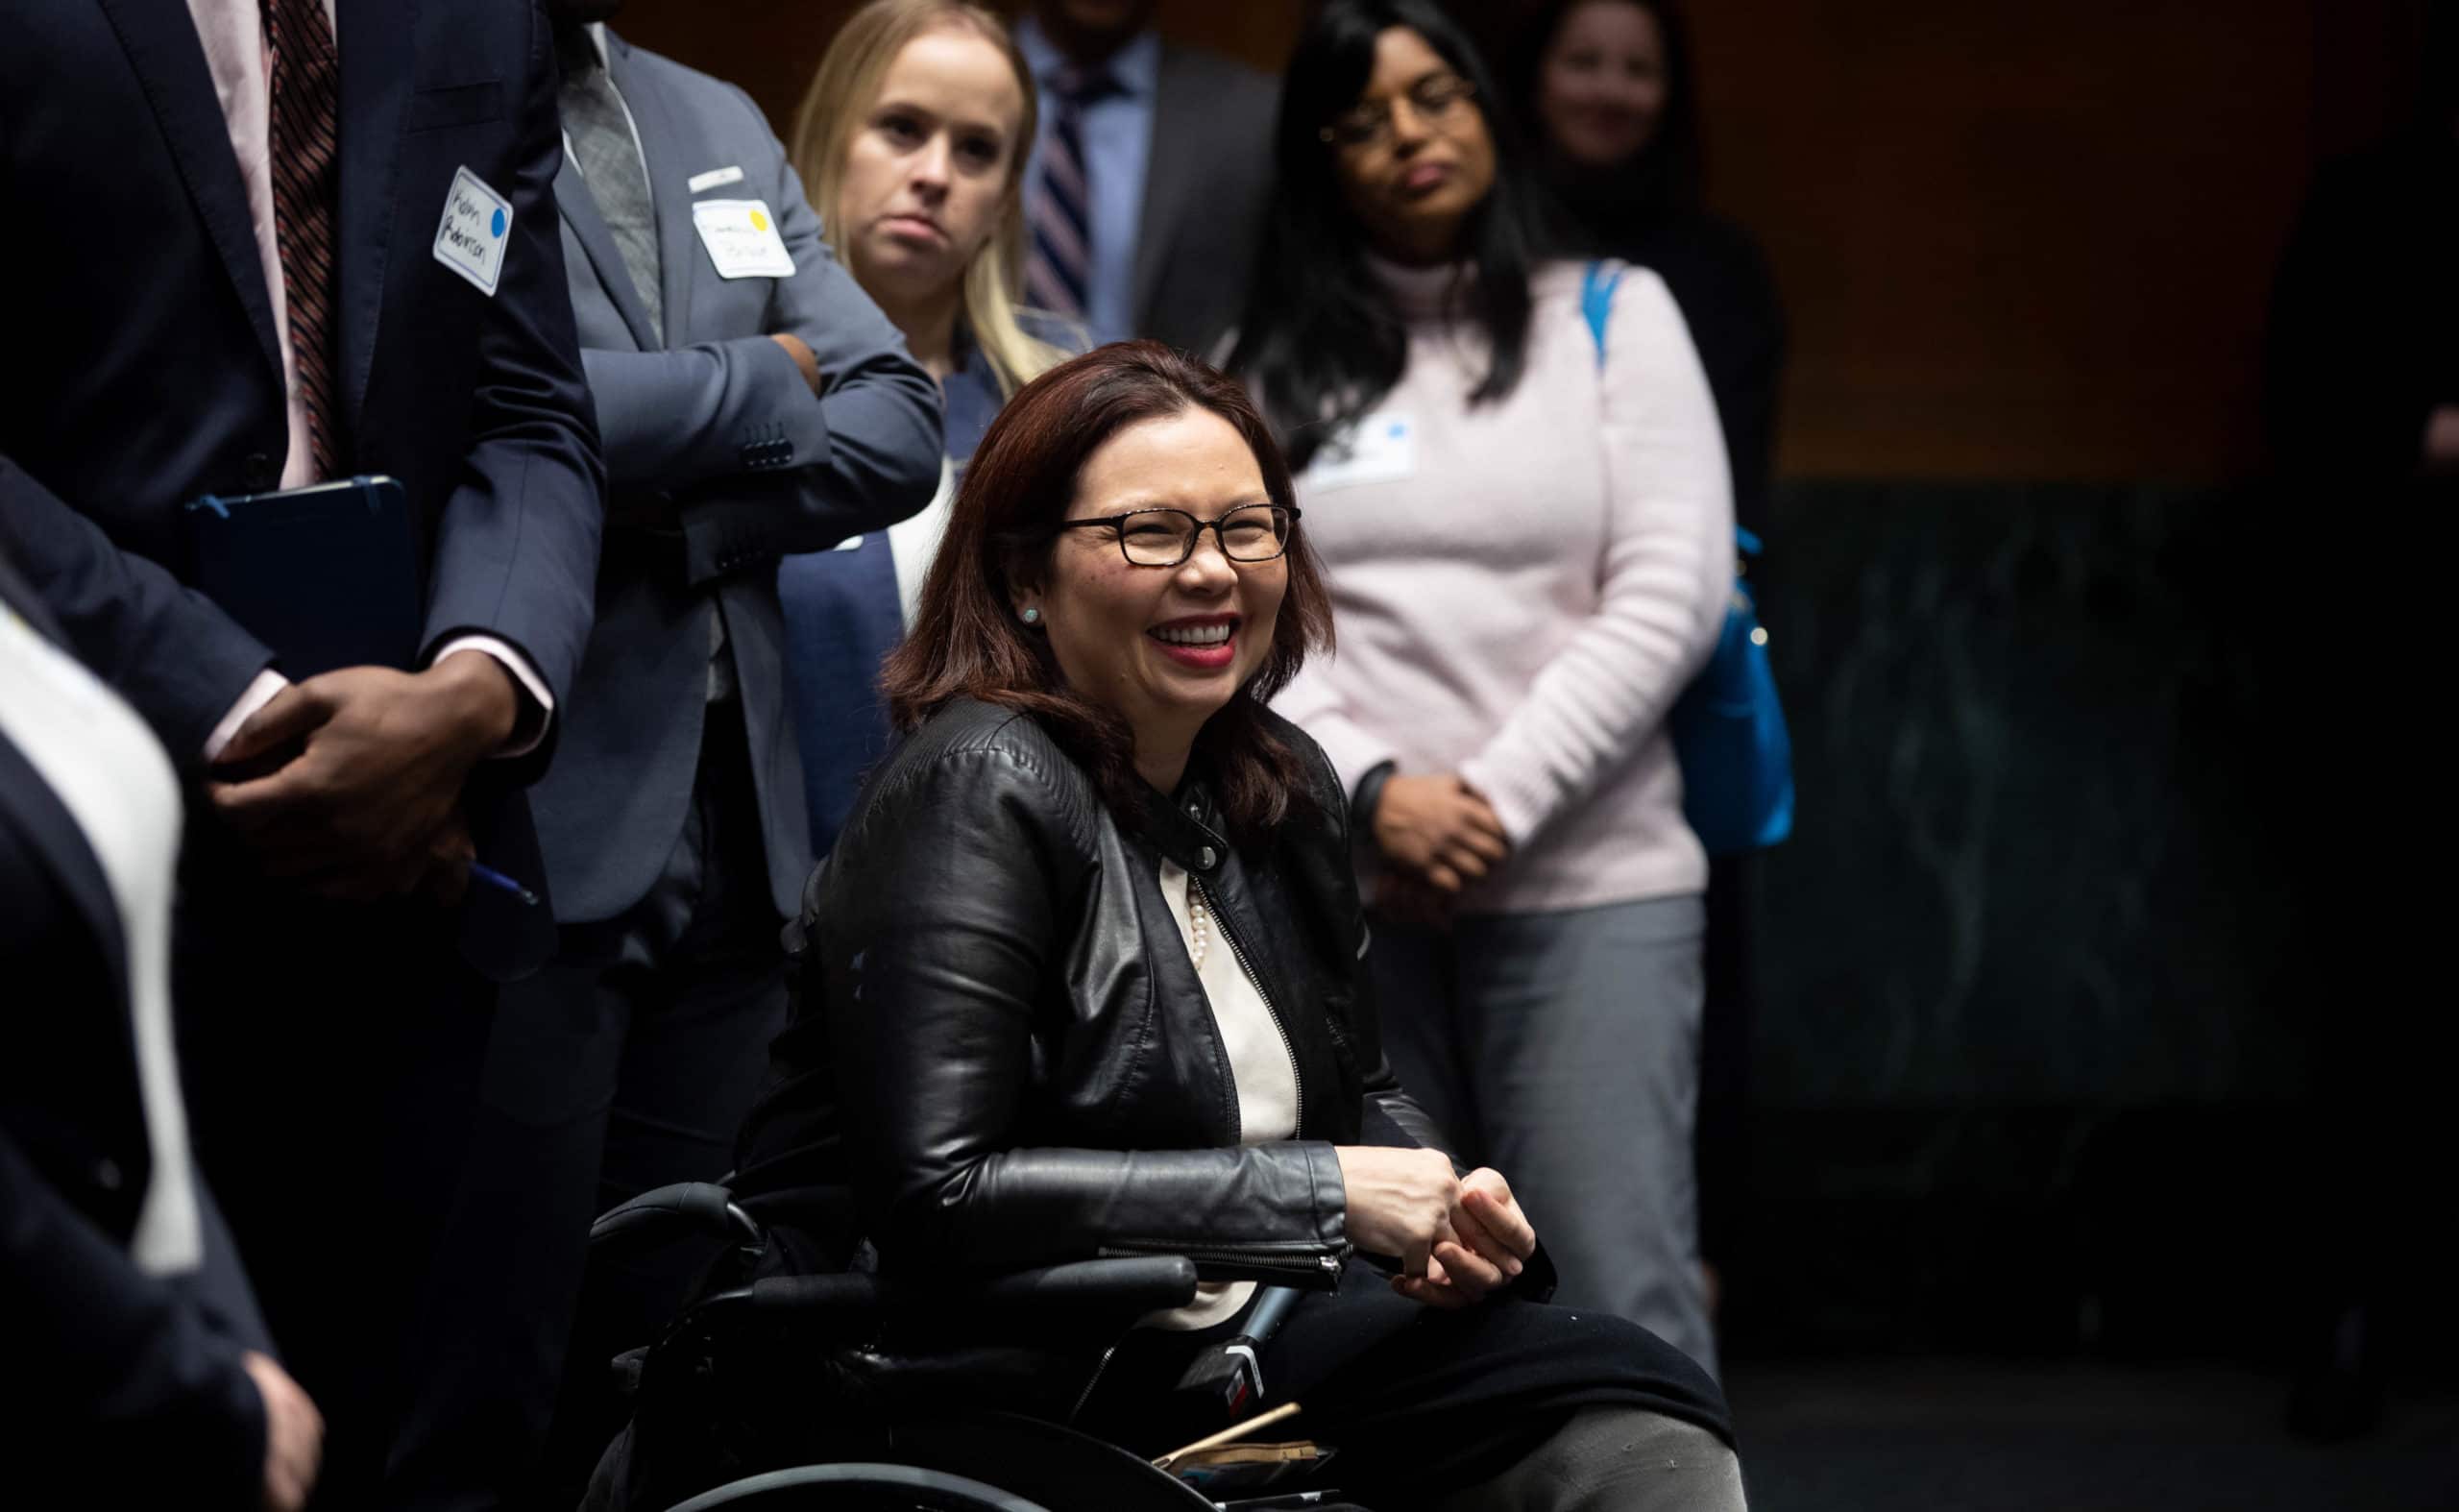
[0,2,602,1504]
[2,543,323,1508]
[1017,0,1279,354]
[391,6,942,1505]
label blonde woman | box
[779,0,1081,856]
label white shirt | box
[1143,858,1300,1331]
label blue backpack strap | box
[1580,258,1621,369]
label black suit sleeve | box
[0,1128,265,1504]
[417,2,605,777]
[0,454,273,770]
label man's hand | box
[241,1352,322,1512]
[772,332,823,396]
[417,807,479,908]
[207,652,519,901]
[1370,773,1510,893]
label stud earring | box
[1020,607,1041,625]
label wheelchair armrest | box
[697,1256,1202,1345]
[589,1182,762,1255]
[932,1255,1201,1320]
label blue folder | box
[183,475,554,980]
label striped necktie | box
[1025,66,1115,322]
[265,0,343,480]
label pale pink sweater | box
[1272,257,1734,915]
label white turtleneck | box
[1272,256,1734,914]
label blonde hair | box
[791,0,1070,398]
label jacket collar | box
[1136,771,1230,880]
[93,0,284,386]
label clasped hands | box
[206,652,519,903]
[1370,771,1510,922]
[1334,1145,1536,1310]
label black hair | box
[1225,0,1539,472]
[1511,0,1704,241]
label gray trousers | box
[1370,894,1716,1375]
[1431,1408,1747,1512]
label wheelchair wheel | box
[660,1413,1216,1511]
[662,1463,1050,1510]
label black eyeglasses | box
[1320,72,1478,150]
[1054,504,1301,568]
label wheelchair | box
[582,1181,1361,1512]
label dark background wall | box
[623,0,2424,482]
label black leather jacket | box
[734,697,1449,1285]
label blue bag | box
[1581,261,1794,854]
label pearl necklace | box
[1187,879,1212,969]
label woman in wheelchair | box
[599,342,1743,1509]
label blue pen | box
[467,862,540,907]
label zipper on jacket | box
[1099,1239,1349,1281]
[1068,1335,1124,1425]
[1191,872,1304,1136]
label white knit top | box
[1273,256,1735,914]
[1141,857,1301,1331]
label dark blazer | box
[733,699,1450,1280]
[0,0,602,777]
[1132,43,1279,355]
[538,30,942,923]
[775,313,1082,860]
[0,555,264,1505]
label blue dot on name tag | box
[490,207,508,237]
[1387,422,1405,438]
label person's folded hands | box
[1370,772,1510,893]
[1391,1166,1537,1310]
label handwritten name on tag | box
[430,166,511,296]
[691,199,796,280]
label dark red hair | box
[882,340,1335,832]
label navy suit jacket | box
[0,550,269,1505]
[537,30,941,924]
[0,0,602,781]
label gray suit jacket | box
[540,29,942,924]
[1132,43,1280,355]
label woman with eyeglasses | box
[776,0,1080,860]
[1230,0,1734,1376]
[702,344,1741,1511]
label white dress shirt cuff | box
[432,635,555,758]
[202,669,291,764]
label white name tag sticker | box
[688,164,745,193]
[1303,411,1416,491]
[431,165,512,296]
[692,198,796,280]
